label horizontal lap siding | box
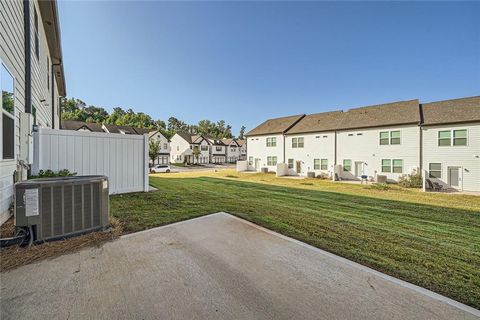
[336,125,420,181]
[33,129,148,194]
[422,123,480,192]
[247,134,284,171]
[0,0,25,223]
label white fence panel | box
[33,128,148,194]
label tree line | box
[61,97,246,140]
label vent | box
[15,176,109,241]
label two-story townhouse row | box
[244,96,479,192]
[170,132,210,164]
[237,139,247,161]
[223,138,241,163]
[148,130,170,165]
[284,111,343,177]
[60,120,104,132]
[421,97,480,192]
[1,0,66,224]
[335,100,421,182]
[245,114,305,171]
[205,137,227,164]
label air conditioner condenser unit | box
[14,175,109,242]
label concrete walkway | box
[1,213,478,320]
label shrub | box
[398,172,422,188]
[30,169,76,179]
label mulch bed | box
[0,217,123,272]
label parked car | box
[150,165,171,173]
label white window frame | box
[267,156,277,166]
[266,137,276,147]
[201,145,208,151]
[379,130,401,145]
[438,129,468,147]
[429,163,442,179]
[1,61,16,160]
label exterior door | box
[255,159,260,170]
[448,167,462,190]
[296,161,301,174]
[355,162,363,177]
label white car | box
[150,165,171,173]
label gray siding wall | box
[0,0,61,224]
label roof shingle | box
[245,114,305,136]
[422,96,480,126]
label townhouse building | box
[1,0,66,224]
[170,133,210,164]
[148,130,170,165]
[205,137,227,164]
[246,115,305,171]
[421,97,480,192]
[245,96,480,192]
[223,138,240,163]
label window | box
[216,146,222,152]
[177,146,179,151]
[267,156,277,166]
[390,131,400,144]
[343,159,351,171]
[380,131,400,145]
[34,8,39,60]
[321,159,328,170]
[381,159,403,173]
[292,137,304,148]
[163,143,168,149]
[438,131,451,146]
[314,159,320,170]
[453,130,467,146]
[381,159,391,173]
[266,137,276,147]
[201,145,208,151]
[288,159,294,169]
[248,156,253,165]
[380,132,389,145]
[429,163,442,178]
[1,63,15,159]
[392,159,403,173]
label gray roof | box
[104,124,153,135]
[60,120,104,132]
[245,114,305,136]
[176,132,208,144]
[338,99,420,130]
[286,111,344,134]
[422,96,480,126]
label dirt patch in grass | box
[225,175,238,178]
[0,217,15,238]
[0,217,123,272]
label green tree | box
[2,91,15,114]
[239,126,246,139]
[149,140,160,164]
[192,145,201,164]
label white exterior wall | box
[336,125,420,181]
[0,0,60,224]
[226,143,240,162]
[148,131,170,164]
[422,123,480,192]
[33,129,149,194]
[285,132,336,177]
[247,134,284,172]
[170,134,191,163]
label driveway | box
[1,213,478,320]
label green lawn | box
[111,171,480,309]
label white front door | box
[255,159,261,170]
[448,166,462,190]
[355,161,363,177]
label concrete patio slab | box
[1,213,478,320]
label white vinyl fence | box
[32,128,149,194]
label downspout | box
[51,64,55,128]
[24,0,31,114]
[334,130,337,165]
[283,134,286,163]
[419,103,424,171]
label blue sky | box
[58,1,480,135]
